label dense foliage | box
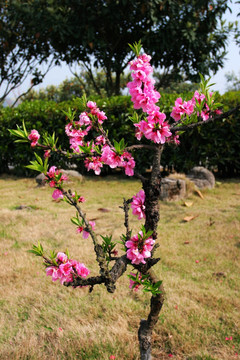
[2,0,232,98]
[2,92,240,176]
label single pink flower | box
[195,260,199,263]
[57,252,68,263]
[59,262,72,277]
[126,231,155,265]
[79,112,91,126]
[86,101,97,109]
[82,221,95,239]
[46,266,62,282]
[109,356,116,360]
[28,129,40,147]
[75,262,90,278]
[76,226,84,234]
[52,189,63,200]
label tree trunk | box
[138,145,165,359]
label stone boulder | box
[60,169,83,182]
[187,166,215,189]
[160,178,186,201]
[35,173,46,187]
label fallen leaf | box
[184,241,190,244]
[195,189,204,199]
[98,208,110,212]
[183,215,199,222]
[183,201,193,207]
[212,272,226,278]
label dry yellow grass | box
[0,175,239,360]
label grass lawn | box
[0,174,239,360]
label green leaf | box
[128,40,142,56]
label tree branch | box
[170,106,240,133]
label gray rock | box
[60,169,83,181]
[187,166,215,189]
[35,173,46,186]
[160,178,186,201]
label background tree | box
[8,0,232,96]
[225,70,240,91]
[0,0,59,106]
[23,69,131,102]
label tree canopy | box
[0,1,58,105]
[1,0,233,99]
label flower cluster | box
[171,91,222,122]
[64,101,135,176]
[127,54,172,144]
[46,252,90,285]
[126,231,155,265]
[46,166,68,200]
[131,189,146,220]
[170,97,195,121]
[28,129,40,147]
[100,145,135,176]
[65,101,107,153]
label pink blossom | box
[95,135,106,145]
[44,150,51,158]
[47,166,58,178]
[95,109,107,124]
[86,101,97,109]
[46,266,62,282]
[28,129,40,147]
[121,151,135,176]
[144,111,172,144]
[84,157,103,175]
[46,255,90,285]
[59,262,73,277]
[128,53,173,145]
[76,226,84,234]
[109,356,116,360]
[126,231,155,265]
[57,252,68,263]
[75,262,90,277]
[79,112,92,126]
[200,110,209,121]
[131,189,146,220]
[52,189,63,200]
[134,121,148,141]
[193,91,205,104]
[82,221,95,239]
[170,97,194,121]
[101,145,122,168]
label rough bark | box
[138,145,165,360]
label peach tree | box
[9,42,239,360]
